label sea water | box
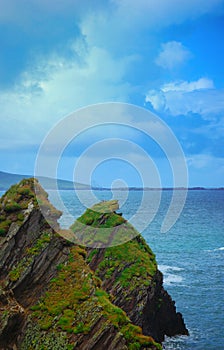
[1,189,223,349]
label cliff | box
[72,204,188,343]
[0,179,188,349]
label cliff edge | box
[0,179,188,349]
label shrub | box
[9,267,21,281]
[4,201,21,213]
[0,219,11,236]
[0,228,6,236]
[73,322,90,334]
[18,187,34,197]
[17,213,25,221]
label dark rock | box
[86,226,188,343]
[142,271,189,342]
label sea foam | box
[158,265,184,286]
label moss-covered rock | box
[70,200,139,247]
[0,180,187,349]
[82,203,188,343]
[28,245,161,349]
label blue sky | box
[0,0,224,187]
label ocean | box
[1,189,223,349]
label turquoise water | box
[1,189,223,349]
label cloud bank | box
[145,78,224,119]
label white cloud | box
[155,41,192,70]
[161,78,214,92]
[144,89,166,111]
[145,78,224,118]
[70,0,224,56]
[0,42,137,150]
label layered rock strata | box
[0,179,188,349]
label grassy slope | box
[73,202,157,291]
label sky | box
[0,0,224,188]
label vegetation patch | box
[94,288,161,349]
[93,235,157,290]
[70,202,138,246]
[0,178,61,238]
[0,179,38,209]
[9,231,52,282]
[20,321,70,350]
[4,201,21,213]
[0,179,38,237]
[75,208,126,228]
[30,246,94,333]
[29,244,161,349]
[0,219,11,236]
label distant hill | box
[1,171,222,192]
[0,171,90,191]
[0,171,32,190]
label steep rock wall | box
[0,180,161,350]
[73,207,189,343]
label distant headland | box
[0,171,223,191]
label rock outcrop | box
[0,178,188,349]
[72,206,188,343]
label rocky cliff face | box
[0,179,188,349]
[87,244,188,343]
[73,209,188,343]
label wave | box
[163,274,183,286]
[158,265,184,286]
[158,265,184,273]
[164,333,189,349]
[205,247,224,252]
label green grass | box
[30,246,94,332]
[29,244,161,350]
[0,219,11,236]
[0,178,62,238]
[4,201,21,213]
[26,232,51,255]
[86,248,98,263]
[0,179,37,237]
[1,179,38,207]
[74,201,157,291]
[95,287,161,349]
[89,234,157,291]
[70,203,139,246]
[75,208,126,228]
[9,231,52,282]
